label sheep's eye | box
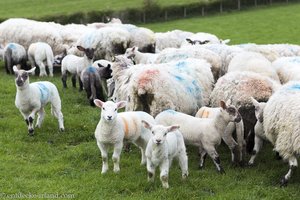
[164,132,167,136]
[227,107,236,114]
[114,108,117,111]
[152,131,154,135]
[22,73,28,79]
[102,108,105,111]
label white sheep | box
[61,46,94,90]
[28,42,54,77]
[142,120,188,189]
[227,51,280,82]
[248,97,267,166]
[155,100,242,173]
[195,105,245,164]
[124,46,158,64]
[3,43,27,74]
[93,99,155,174]
[263,81,300,186]
[13,66,64,135]
[272,56,300,84]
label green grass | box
[144,3,300,44]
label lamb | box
[263,81,300,186]
[142,120,188,189]
[13,66,64,136]
[155,100,242,173]
[28,42,54,77]
[209,71,280,153]
[248,97,267,166]
[227,51,280,82]
[272,56,300,84]
[124,46,158,64]
[94,99,155,174]
[195,105,245,164]
[3,43,28,74]
[61,46,94,90]
[92,59,113,97]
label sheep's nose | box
[107,116,112,120]
[156,139,161,144]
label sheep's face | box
[97,63,112,79]
[220,100,242,123]
[251,97,266,123]
[94,99,126,121]
[13,66,36,87]
[124,47,136,59]
[77,46,95,60]
[142,120,179,145]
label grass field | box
[1,2,300,200]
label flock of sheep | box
[1,17,300,188]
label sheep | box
[3,43,28,74]
[13,66,64,136]
[209,71,280,153]
[227,51,280,82]
[125,58,214,116]
[141,120,188,189]
[248,97,267,166]
[124,46,158,64]
[92,59,113,97]
[53,48,67,67]
[155,100,242,173]
[272,56,300,84]
[27,42,54,77]
[181,32,222,47]
[93,99,156,174]
[195,105,245,164]
[80,64,112,106]
[263,81,300,186]
[61,46,94,90]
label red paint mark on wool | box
[138,69,160,88]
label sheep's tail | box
[47,50,54,76]
[50,86,62,118]
[4,48,12,74]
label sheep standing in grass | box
[155,101,241,173]
[28,42,54,77]
[195,105,245,164]
[13,66,64,135]
[4,43,27,74]
[61,46,94,90]
[142,120,188,189]
[263,81,300,186]
[94,100,155,173]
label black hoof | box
[60,128,65,132]
[218,167,225,174]
[280,177,288,187]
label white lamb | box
[142,120,188,189]
[263,81,300,186]
[94,99,155,174]
[155,100,242,173]
[124,46,158,64]
[272,56,300,84]
[195,105,245,164]
[13,66,64,136]
[28,42,54,77]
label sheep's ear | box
[27,67,36,75]
[250,97,259,107]
[77,46,85,52]
[186,38,192,44]
[220,100,227,110]
[167,125,180,133]
[106,64,111,69]
[97,63,104,68]
[13,65,19,74]
[132,46,137,52]
[141,120,152,130]
[225,99,232,106]
[94,99,104,108]
[116,101,127,109]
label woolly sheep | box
[181,32,221,46]
[124,46,158,64]
[3,43,27,74]
[13,66,64,135]
[155,100,242,173]
[263,81,300,186]
[227,51,280,82]
[142,120,188,189]
[124,58,214,116]
[272,56,300,84]
[92,59,113,97]
[195,105,245,164]
[28,42,54,77]
[94,100,155,173]
[209,71,280,153]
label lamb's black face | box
[85,48,95,60]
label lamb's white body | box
[94,100,155,174]
[13,67,64,135]
[263,81,300,186]
[28,42,54,77]
[272,56,300,84]
[124,47,158,64]
[195,106,245,163]
[142,122,188,189]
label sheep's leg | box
[112,141,123,173]
[28,55,35,70]
[61,73,68,88]
[71,74,77,88]
[147,158,155,182]
[97,141,109,174]
[36,60,47,77]
[139,147,146,165]
[178,152,188,179]
[204,145,225,174]
[198,147,207,169]
[222,123,239,164]
[78,76,83,91]
[47,58,54,77]
[35,108,45,128]
[159,160,169,189]
[248,135,263,166]
[236,120,245,163]
[51,102,64,132]
[280,156,298,187]
[27,109,38,136]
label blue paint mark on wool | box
[290,57,300,63]
[287,84,300,91]
[37,83,50,104]
[87,66,96,73]
[8,43,16,50]
[165,109,177,114]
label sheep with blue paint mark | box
[13,66,64,136]
[272,56,300,84]
[3,43,28,74]
[28,42,54,77]
[263,81,300,186]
